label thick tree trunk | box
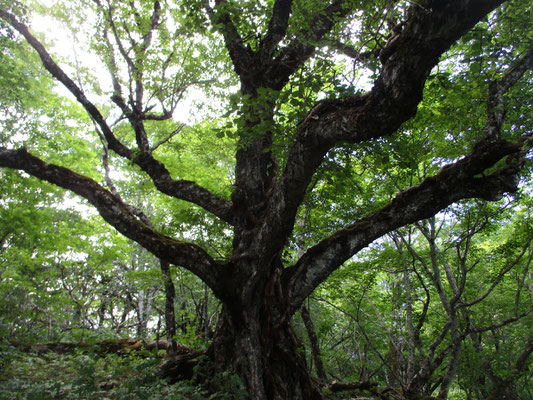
[209,303,323,400]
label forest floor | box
[0,341,388,400]
[0,341,233,400]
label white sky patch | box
[27,1,216,127]
[31,10,113,98]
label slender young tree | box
[1,1,532,398]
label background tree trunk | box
[300,303,328,382]
[161,259,178,357]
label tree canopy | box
[0,0,532,399]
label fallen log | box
[326,380,378,392]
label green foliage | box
[1,0,532,398]
[307,194,533,396]
[0,346,249,400]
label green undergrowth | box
[0,344,245,400]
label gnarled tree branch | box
[284,137,526,310]
[263,0,355,90]
[283,34,532,311]
[256,0,509,269]
[0,147,232,300]
[257,0,294,64]
[0,8,235,224]
[202,0,253,77]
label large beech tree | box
[1,0,532,398]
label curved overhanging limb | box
[284,142,527,311]
[0,8,235,225]
[0,147,230,300]
[253,0,509,263]
[283,44,533,312]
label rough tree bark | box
[1,1,532,399]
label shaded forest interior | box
[1,0,532,399]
